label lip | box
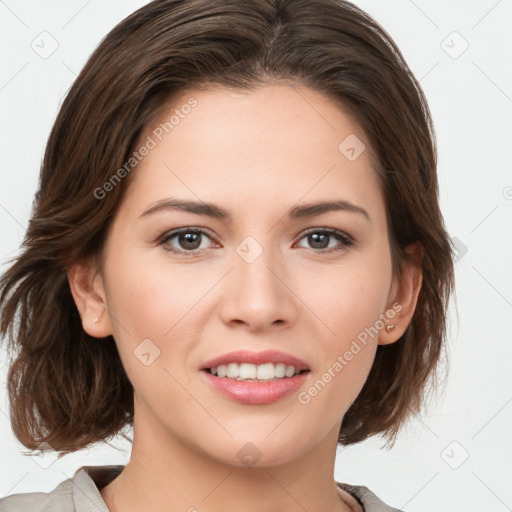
[200,349,310,372]
[201,370,310,405]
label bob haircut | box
[0,0,454,455]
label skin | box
[68,83,422,512]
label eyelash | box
[157,227,355,257]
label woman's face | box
[86,84,408,466]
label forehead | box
[121,84,384,222]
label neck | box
[100,400,355,512]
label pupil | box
[180,232,201,250]
[309,233,328,249]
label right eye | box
[158,228,218,256]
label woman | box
[0,0,454,511]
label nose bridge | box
[220,234,297,329]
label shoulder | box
[337,481,405,512]
[0,478,74,512]
[0,465,121,512]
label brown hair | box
[0,0,454,455]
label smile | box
[207,362,306,381]
[200,350,311,405]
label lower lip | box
[201,370,310,405]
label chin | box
[199,429,317,469]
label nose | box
[219,243,299,332]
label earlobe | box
[379,243,423,345]
[67,260,113,338]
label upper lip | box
[200,350,310,372]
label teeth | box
[209,362,302,380]
[226,363,238,379]
[240,363,257,379]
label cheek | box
[101,249,211,386]
[101,254,205,411]
[293,281,384,432]
[104,248,212,338]
[299,256,392,349]
[293,251,392,405]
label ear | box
[379,242,423,345]
[67,259,113,338]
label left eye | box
[159,228,353,255]
[295,229,354,251]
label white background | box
[0,1,511,511]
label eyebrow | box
[140,197,371,222]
